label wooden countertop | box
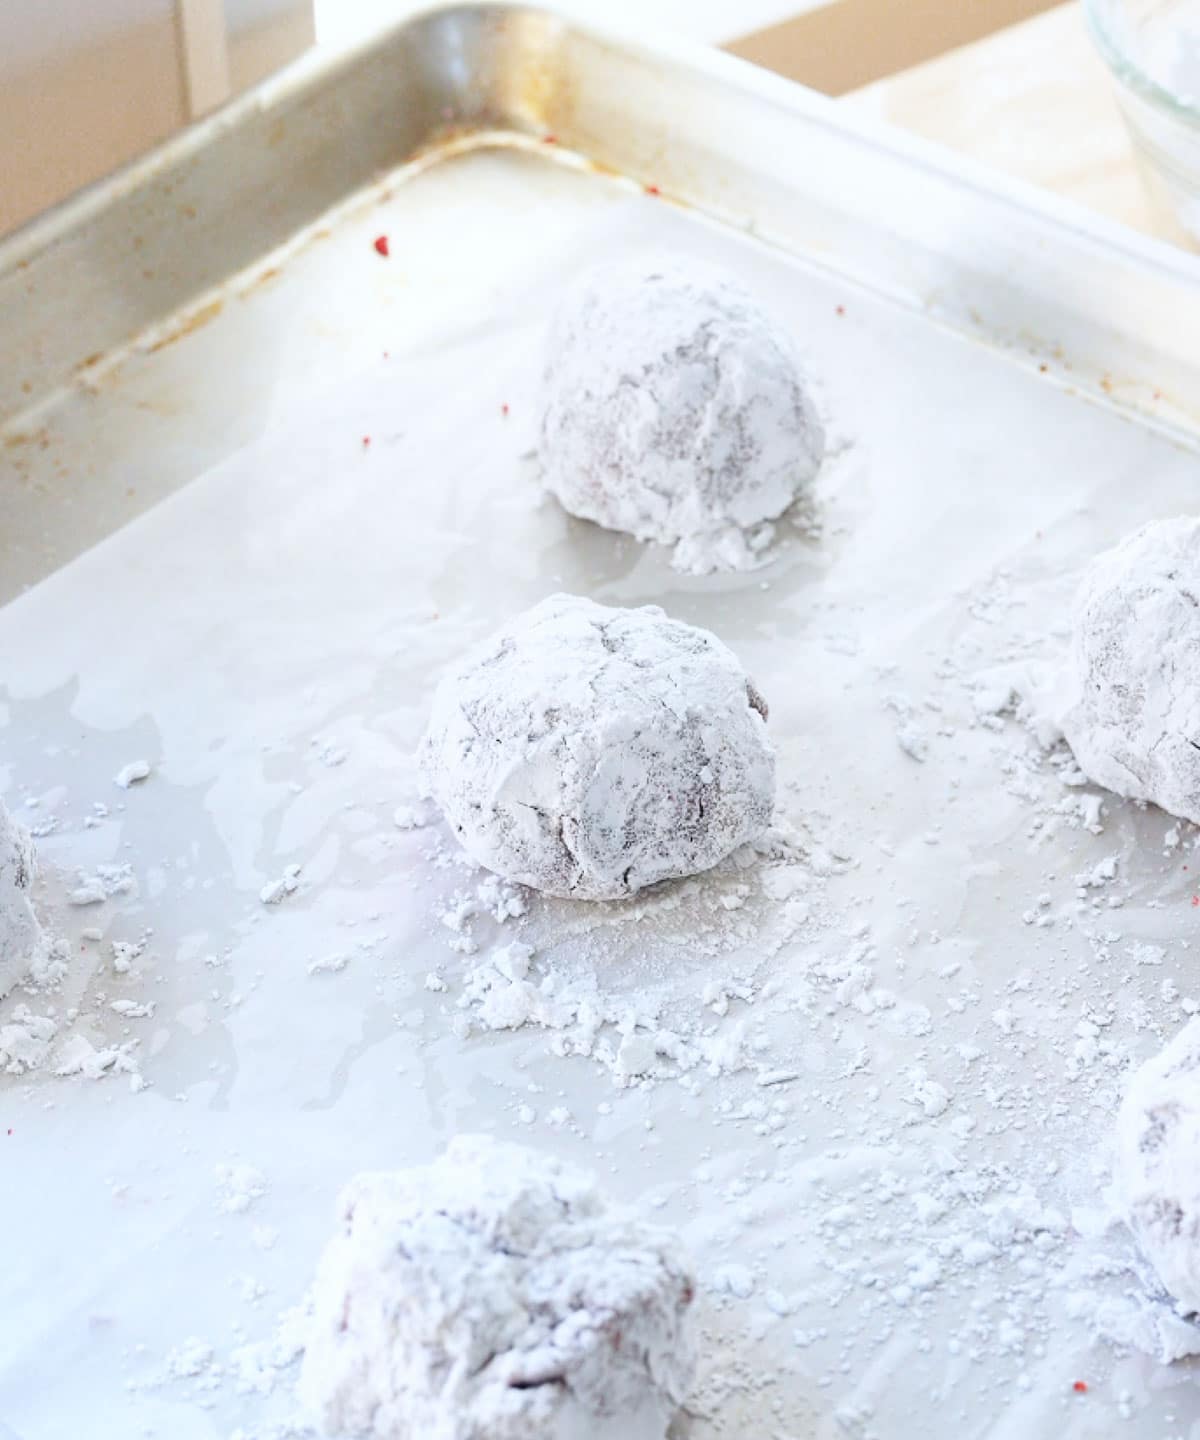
[844,3,1160,239]
[732,0,1173,246]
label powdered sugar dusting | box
[419,595,775,900]
[539,258,825,575]
[299,1136,696,1440]
[1062,516,1200,824]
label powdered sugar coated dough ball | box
[418,594,774,900]
[298,1135,697,1440]
[1114,1018,1200,1313]
[539,258,825,573]
[1062,516,1200,824]
[0,797,46,1000]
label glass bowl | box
[1084,0,1200,246]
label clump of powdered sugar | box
[1062,516,1200,824]
[419,594,774,900]
[0,1005,58,1074]
[216,1162,269,1215]
[298,1135,696,1440]
[1112,1016,1200,1315]
[539,257,825,574]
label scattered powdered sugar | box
[0,798,143,1084]
[298,1136,696,1440]
[445,543,1192,1415]
[132,1302,312,1422]
[539,257,825,575]
[832,548,1200,1381]
[0,846,151,1088]
[0,953,145,1086]
[229,1303,311,1396]
[27,531,1200,1437]
[418,817,836,1088]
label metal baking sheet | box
[3,7,1200,1440]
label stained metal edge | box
[2,1,1199,434]
[0,5,568,427]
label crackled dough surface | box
[1063,516,1200,824]
[418,593,775,900]
[539,257,825,573]
[298,1135,697,1439]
